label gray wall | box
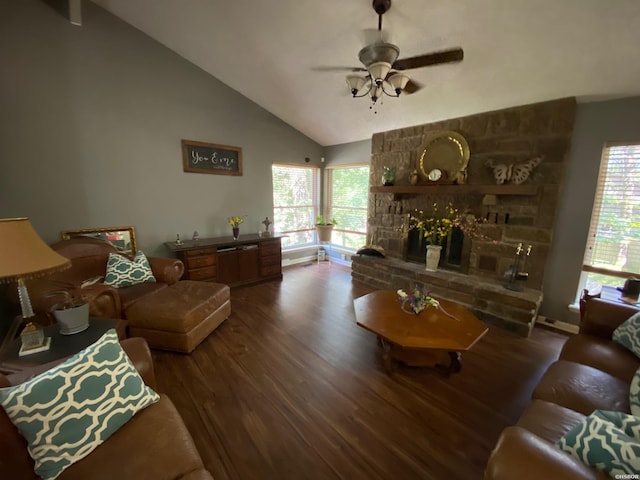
[324,139,371,166]
[0,0,323,256]
[543,96,640,323]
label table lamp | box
[0,218,71,321]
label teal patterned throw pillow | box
[592,410,640,438]
[104,250,156,287]
[0,330,159,480]
[557,409,640,476]
[631,367,640,417]
[613,311,640,358]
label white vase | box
[425,245,443,272]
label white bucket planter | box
[53,303,90,335]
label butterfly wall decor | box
[485,156,542,185]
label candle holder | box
[504,243,531,291]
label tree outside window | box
[272,164,319,249]
[326,165,369,250]
[578,143,640,297]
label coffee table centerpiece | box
[397,286,440,314]
[355,290,488,374]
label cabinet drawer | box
[261,264,281,276]
[185,247,216,257]
[187,266,216,281]
[261,254,281,267]
[261,244,281,257]
[187,255,215,269]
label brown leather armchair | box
[24,237,184,321]
[485,298,640,479]
[0,338,213,480]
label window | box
[272,164,319,249]
[577,142,640,297]
[326,165,369,250]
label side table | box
[0,318,127,374]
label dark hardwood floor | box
[152,263,568,480]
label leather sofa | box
[485,298,640,479]
[0,337,213,479]
[23,237,231,353]
[26,237,184,321]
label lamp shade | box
[0,218,70,284]
[388,73,410,94]
[367,62,391,84]
[370,85,383,102]
[346,75,368,95]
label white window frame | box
[574,141,640,305]
[325,163,369,252]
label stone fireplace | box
[351,98,577,336]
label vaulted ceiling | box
[93,0,640,146]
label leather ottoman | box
[125,280,231,353]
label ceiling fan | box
[332,0,464,109]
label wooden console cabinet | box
[166,234,284,287]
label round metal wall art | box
[418,131,470,183]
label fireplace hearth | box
[351,254,543,337]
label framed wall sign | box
[181,139,243,176]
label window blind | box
[272,164,319,248]
[582,143,640,278]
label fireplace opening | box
[406,227,470,273]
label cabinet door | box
[217,252,238,284]
[217,249,259,285]
[238,249,259,282]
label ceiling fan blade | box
[392,47,464,71]
[402,78,424,95]
[311,66,367,73]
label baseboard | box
[282,255,317,267]
[535,315,579,334]
[283,254,352,268]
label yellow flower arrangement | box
[407,202,459,246]
[228,216,244,228]
[408,202,491,246]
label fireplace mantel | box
[370,184,538,200]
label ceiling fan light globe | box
[346,75,368,97]
[367,62,391,84]
[370,85,383,103]
[387,73,410,96]
[389,73,410,90]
